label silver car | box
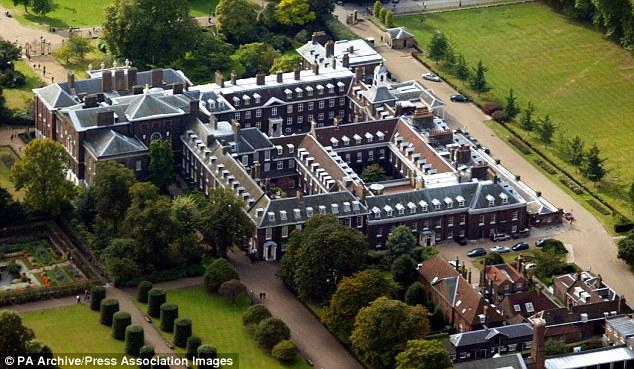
[422,73,441,82]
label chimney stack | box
[127,67,137,92]
[114,69,125,91]
[215,70,225,88]
[254,162,261,179]
[150,68,163,88]
[256,73,265,86]
[483,305,488,326]
[343,53,350,68]
[517,255,523,273]
[276,70,283,83]
[232,120,241,145]
[531,317,546,369]
[325,40,335,58]
[231,70,237,85]
[332,57,337,69]
[468,268,472,284]
[312,63,320,75]
[67,71,75,89]
[189,99,199,117]
[354,65,361,82]
[294,64,301,80]
[101,70,113,92]
[296,190,303,200]
[348,45,354,54]
[455,256,460,272]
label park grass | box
[396,2,634,221]
[3,61,44,111]
[0,0,219,29]
[141,286,311,369]
[0,146,23,200]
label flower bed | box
[534,159,557,175]
[508,137,532,155]
[587,199,611,216]
[559,177,584,195]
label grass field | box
[396,3,634,220]
[142,286,311,369]
[0,0,218,28]
[0,145,23,199]
[3,61,44,111]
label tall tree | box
[199,188,255,258]
[427,31,448,63]
[455,54,470,82]
[31,0,52,16]
[617,233,634,266]
[232,43,280,77]
[520,101,536,134]
[582,144,606,184]
[386,225,416,257]
[0,39,22,70]
[148,139,174,193]
[361,164,386,183]
[384,11,394,27]
[351,298,430,369]
[395,339,453,369]
[307,0,334,20]
[269,54,303,74]
[504,88,520,119]
[215,0,259,45]
[534,248,567,279]
[274,0,316,26]
[567,135,585,167]
[0,310,35,356]
[12,0,31,12]
[178,32,233,85]
[93,161,135,233]
[170,195,202,264]
[537,114,556,146]
[102,0,198,68]
[11,139,76,217]
[100,238,139,286]
[391,254,418,288]
[373,1,382,17]
[469,60,490,95]
[56,34,93,63]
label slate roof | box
[124,94,183,120]
[64,105,130,130]
[454,353,528,369]
[362,85,397,104]
[34,84,78,109]
[606,316,634,340]
[386,27,415,40]
[241,128,275,151]
[545,346,634,369]
[450,323,534,347]
[84,130,147,158]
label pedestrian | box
[262,292,266,299]
[76,295,81,304]
[51,76,54,83]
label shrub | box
[404,282,427,306]
[147,289,167,318]
[112,311,132,340]
[492,110,510,123]
[173,318,193,348]
[254,318,290,350]
[271,340,298,362]
[204,259,239,293]
[138,345,154,369]
[218,279,247,303]
[541,239,568,254]
[482,102,503,115]
[90,286,106,311]
[137,281,152,303]
[242,304,272,327]
[186,336,202,360]
[391,254,418,288]
[160,303,179,332]
[100,299,119,326]
[125,325,144,356]
[197,345,218,369]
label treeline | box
[541,0,634,50]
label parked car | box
[535,238,552,247]
[490,233,511,242]
[454,236,468,246]
[467,248,487,257]
[451,94,470,102]
[512,242,529,251]
[422,73,441,82]
[512,228,531,239]
[490,245,511,253]
[525,263,537,270]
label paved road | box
[338,16,634,297]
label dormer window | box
[353,134,362,144]
[331,204,339,214]
[327,83,335,93]
[431,199,441,210]
[444,197,453,209]
[500,193,509,205]
[343,202,351,213]
[337,81,345,92]
[306,207,314,217]
[295,87,303,98]
[306,86,313,96]
[377,131,385,141]
[280,210,287,221]
[342,136,350,146]
[352,201,360,211]
[243,95,250,105]
[408,202,416,214]
[396,203,405,215]
[456,195,465,207]
[293,209,301,219]
[419,201,428,212]
[331,137,339,147]
[384,205,393,217]
[317,85,324,95]
[486,194,495,207]
[253,93,261,104]
[287,144,294,154]
[277,146,283,155]
[285,89,292,99]
[319,205,326,215]
[365,132,373,143]
[268,212,275,222]
[232,96,240,107]
[372,207,381,219]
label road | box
[336,12,634,297]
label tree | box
[391,254,418,288]
[67,34,93,62]
[520,101,536,133]
[442,43,456,70]
[386,225,416,257]
[0,186,24,226]
[455,54,470,82]
[504,88,520,119]
[568,135,585,167]
[0,40,21,71]
[541,239,568,255]
[31,0,52,16]
[324,269,394,337]
[279,214,367,302]
[534,249,567,279]
[0,310,35,356]
[629,182,634,213]
[11,139,76,217]
[351,298,430,369]
[215,0,259,45]
[269,54,303,74]
[617,233,634,266]
[12,0,31,12]
[204,258,240,293]
[427,31,448,63]
[483,252,504,266]
[218,279,247,303]
[148,139,174,193]
[361,164,386,183]
[373,1,382,17]
[395,339,452,369]
[100,238,139,286]
[103,0,198,68]
[307,0,334,20]
[272,340,298,362]
[233,43,280,77]
[582,144,606,184]
[379,7,388,25]
[404,282,426,306]
[177,32,233,85]
[243,304,272,327]
[544,338,569,355]
[537,114,556,146]
[275,0,316,26]
[93,161,135,233]
[254,318,291,350]
[170,195,201,265]
[199,188,255,258]
[384,11,394,27]
[469,60,490,95]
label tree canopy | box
[177,32,233,85]
[361,164,386,183]
[232,43,280,78]
[148,139,174,193]
[269,54,303,74]
[538,114,556,146]
[386,225,416,257]
[0,310,35,356]
[274,0,316,27]
[617,233,634,266]
[93,161,136,233]
[427,31,448,63]
[391,254,418,288]
[215,0,259,45]
[395,339,453,369]
[582,144,606,183]
[469,60,490,94]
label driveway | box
[338,16,634,297]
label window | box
[285,127,292,133]
[356,216,363,228]
[448,216,454,227]
[254,95,261,104]
[234,112,240,120]
[306,207,313,217]
[460,214,466,224]
[318,113,324,121]
[328,85,334,93]
[308,102,314,111]
[387,209,393,217]
[513,304,521,312]
[339,109,345,118]
[287,105,293,113]
[478,215,485,225]
[286,117,293,126]
[516,282,523,289]
[298,103,304,112]
[307,87,313,97]
[328,111,334,119]
[242,155,249,166]
[297,116,303,124]
[245,111,251,119]
[264,162,270,172]
[282,226,288,238]
[377,227,383,237]
[345,153,351,162]
[256,122,261,129]
[512,210,518,221]
[277,146,283,155]
[329,99,335,108]
[264,150,271,161]
[289,160,295,168]
[268,212,275,222]
[504,284,510,291]
[319,205,326,215]
[272,107,278,116]
[435,218,442,228]
[256,109,262,118]
[525,302,534,313]
[339,97,345,106]
[490,213,497,224]
[277,161,284,170]
[411,222,418,232]
[265,228,272,240]
[135,160,142,171]
[356,152,362,163]
[308,114,314,122]
[368,151,374,161]
[379,149,386,159]
[319,100,325,109]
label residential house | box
[449,323,534,362]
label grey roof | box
[607,316,634,339]
[455,353,527,369]
[65,105,129,130]
[241,128,275,151]
[450,324,533,347]
[84,130,147,158]
[124,94,183,120]
[386,27,415,40]
[34,84,78,109]
[472,182,519,209]
[362,85,397,104]
[545,346,634,369]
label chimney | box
[531,317,546,369]
[256,73,265,86]
[333,116,340,127]
[325,40,335,57]
[311,31,328,45]
[132,85,144,95]
[276,70,283,83]
[294,64,301,80]
[150,68,163,88]
[114,69,125,91]
[96,110,114,126]
[127,67,137,92]
[517,255,523,273]
[395,102,403,116]
[84,94,98,108]
[312,63,319,75]
[310,120,317,137]
[296,190,303,200]
[231,69,237,85]
[597,273,603,285]
[348,45,354,54]
[189,99,199,117]
[67,71,75,89]
[576,272,582,281]
[455,256,459,272]
[343,53,350,68]
[232,120,241,145]
[215,70,225,88]
[101,70,113,92]
[354,65,361,81]
[331,57,337,69]
[173,83,184,95]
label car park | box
[512,242,529,251]
[467,248,487,257]
[490,233,511,242]
[422,73,441,82]
[490,245,511,253]
[450,94,470,102]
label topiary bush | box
[173,318,192,348]
[242,304,272,327]
[160,303,179,333]
[147,288,166,318]
[137,281,153,303]
[404,282,427,306]
[90,286,106,311]
[100,299,119,326]
[186,336,202,360]
[271,340,298,362]
[203,259,239,293]
[125,325,144,356]
[138,345,155,369]
[112,311,132,340]
[254,318,290,351]
[492,110,510,123]
[197,345,218,369]
[482,102,503,115]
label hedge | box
[254,318,290,350]
[272,340,298,362]
[112,311,132,340]
[173,318,192,348]
[242,304,272,327]
[0,280,93,307]
[90,286,106,311]
[147,289,166,318]
[186,336,202,360]
[197,345,218,369]
[160,303,179,333]
[100,299,119,326]
[138,345,155,369]
[125,325,144,356]
[137,281,152,303]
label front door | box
[264,242,277,261]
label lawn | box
[396,3,634,220]
[0,146,23,200]
[0,0,219,28]
[141,286,311,369]
[3,61,44,111]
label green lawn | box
[141,286,311,369]
[3,61,44,112]
[0,146,23,200]
[396,3,634,220]
[0,0,218,28]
